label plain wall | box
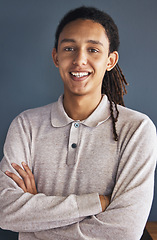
[0,0,157,239]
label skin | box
[52,19,118,120]
[5,19,118,212]
[5,162,37,195]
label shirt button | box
[71,143,77,148]
[74,122,80,128]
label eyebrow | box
[87,40,104,46]
[60,39,104,47]
[60,39,75,45]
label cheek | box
[58,62,71,80]
[93,54,108,66]
[94,59,108,75]
[58,55,72,70]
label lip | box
[69,71,92,81]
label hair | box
[54,6,128,141]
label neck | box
[63,93,102,121]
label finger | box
[21,162,34,180]
[22,162,37,194]
[11,163,32,190]
[5,171,27,192]
[11,163,27,177]
[8,163,37,195]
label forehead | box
[58,19,109,46]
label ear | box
[106,51,119,71]
[52,48,59,67]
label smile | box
[70,72,91,78]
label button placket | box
[66,122,80,166]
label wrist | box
[99,195,111,212]
[104,195,110,209]
[99,195,106,212]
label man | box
[0,6,156,240]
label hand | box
[99,195,111,212]
[5,162,37,195]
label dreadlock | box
[102,64,128,141]
[54,6,128,141]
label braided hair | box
[54,6,128,141]
[102,64,128,141]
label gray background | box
[0,0,157,239]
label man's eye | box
[89,48,99,53]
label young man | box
[0,6,156,240]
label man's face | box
[53,19,118,98]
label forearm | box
[0,156,109,233]
[33,174,154,240]
[0,173,109,233]
[0,181,102,232]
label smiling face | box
[52,19,118,99]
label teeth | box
[71,72,89,78]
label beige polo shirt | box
[0,95,156,240]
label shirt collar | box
[51,95,111,128]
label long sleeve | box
[0,115,102,233]
[78,116,157,240]
[0,97,157,240]
[33,115,157,240]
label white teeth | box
[71,72,89,78]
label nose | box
[73,49,87,66]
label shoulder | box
[117,105,156,142]
[20,102,53,119]
[10,100,57,130]
[117,104,155,127]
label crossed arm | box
[5,162,110,211]
[1,114,156,239]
